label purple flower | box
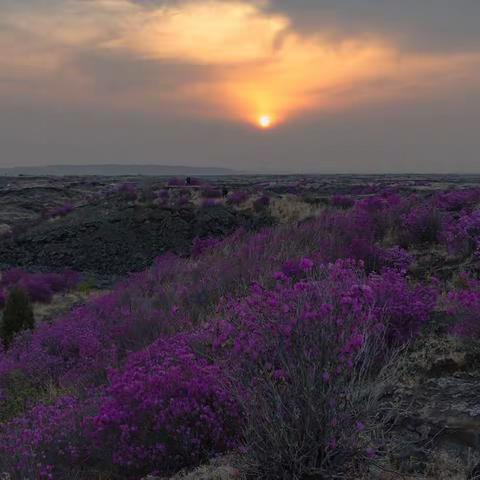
[299,257,314,272]
[356,421,365,432]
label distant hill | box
[0,164,238,177]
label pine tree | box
[1,287,35,348]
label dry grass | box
[33,289,107,323]
[268,196,322,223]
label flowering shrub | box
[400,205,443,245]
[368,269,437,343]
[1,269,25,287]
[88,336,241,476]
[377,246,413,272]
[331,194,355,209]
[210,260,436,371]
[241,314,390,479]
[0,269,80,304]
[116,182,138,201]
[354,192,408,242]
[435,188,480,212]
[280,256,315,278]
[155,189,192,208]
[18,276,54,303]
[156,189,170,200]
[445,275,480,337]
[167,177,184,186]
[207,260,429,478]
[253,195,270,212]
[201,199,220,208]
[314,208,409,272]
[211,260,370,371]
[316,211,373,265]
[176,193,191,206]
[191,237,221,258]
[442,209,480,258]
[0,395,90,478]
[227,191,249,205]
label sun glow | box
[258,115,272,129]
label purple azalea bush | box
[331,194,355,209]
[442,209,480,258]
[201,198,220,208]
[0,269,80,305]
[435,188,480,212]
[116,182,138,201]
[227,191,249,205]
[445,274,480,337]
[88,335,241,475]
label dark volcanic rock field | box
[0,200,273,276]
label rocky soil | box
[386,334,480,479]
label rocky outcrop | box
[0,177,105,226]
[389,336,480,478]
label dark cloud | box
[72,52,216,93]
[266,0,480,53]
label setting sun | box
[258,115,272,129]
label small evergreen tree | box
[1,287,35,348]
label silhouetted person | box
[185,176,192,186]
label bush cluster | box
[0,269,80,305]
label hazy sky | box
[1,0,480,173]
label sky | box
[1,0,480,173]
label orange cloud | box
[98,0,480,125]
[105,1,289,64]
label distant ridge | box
[0,164,238,177]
